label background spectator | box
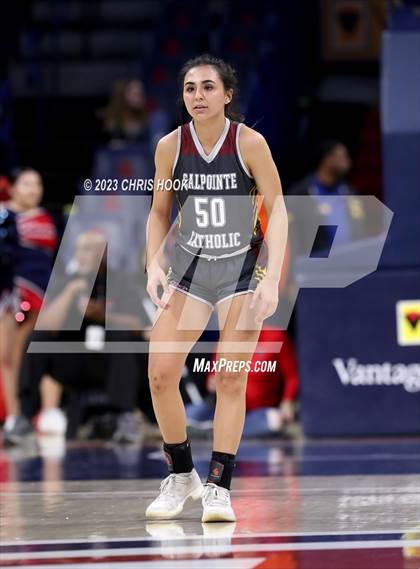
[1,169,57,441]
[287,140,368,258]
[4,230,149,446]
[98,79,150,146]
[97,79,168,150]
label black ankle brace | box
[163,439,194,474]
[207,451,236,490]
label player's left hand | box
[250,275,279,325]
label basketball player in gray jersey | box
[146,55,288,522]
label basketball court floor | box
[1,436,419,568]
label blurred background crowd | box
[0,0,419,450]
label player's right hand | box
[146,263,171,310]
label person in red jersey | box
[145,55,288,523]
[1,169,59,443]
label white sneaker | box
[145,469,203,519]
[201,483,236,523]
[37,408,67,436]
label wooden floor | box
[1,437,419,568]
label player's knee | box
[148,365,177,396]
[215,371,247,397]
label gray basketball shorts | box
[166,242,268,308]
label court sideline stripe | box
[0,529,414,548]
[1,539,420,560]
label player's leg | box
[214,292,262,455]
[148,286,212,442]
[146,287,212,519]
[0,312,19,423]
[202,292,262,522]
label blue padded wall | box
[296,270,420,436]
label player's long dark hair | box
[177,54,244,124]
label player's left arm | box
[240,127,288,323]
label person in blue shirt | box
[287,139,367,257]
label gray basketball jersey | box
[172,118,264,258]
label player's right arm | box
[146,130,177,309]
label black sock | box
[163,439,194,474]
[207,451,236,490]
